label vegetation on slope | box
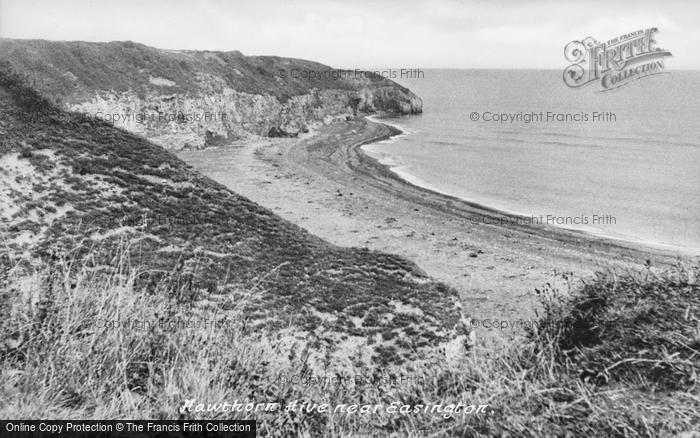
[0,66,466,369]
[536,269,699,392]
[0,38,418,107]
[1,241,697,436]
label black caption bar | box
[0,421,256,438]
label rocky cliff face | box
[0,39,422,149]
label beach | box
[177,117,686,340]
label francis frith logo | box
[563,28,672,90]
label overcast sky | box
[1,0,698,69]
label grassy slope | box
[2,238,697,436]
[0,38,414,105]
[0,67,466,369]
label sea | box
[362,69,700,254]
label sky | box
[0,0,698,69]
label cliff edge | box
[0,39,422,149]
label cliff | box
[0,39,422,149]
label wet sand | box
[178,117,687,341]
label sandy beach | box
[178,117,687,341]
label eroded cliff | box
[0,39,422,149]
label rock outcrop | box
[0,39,422,149]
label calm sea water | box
[363,70,700,253]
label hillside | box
[0,39,422,149]
[0,67,467,370]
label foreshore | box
[177,117,687,340]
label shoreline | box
[349,118,682,259]
[177,116,690,340]
[360,116,700,256]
